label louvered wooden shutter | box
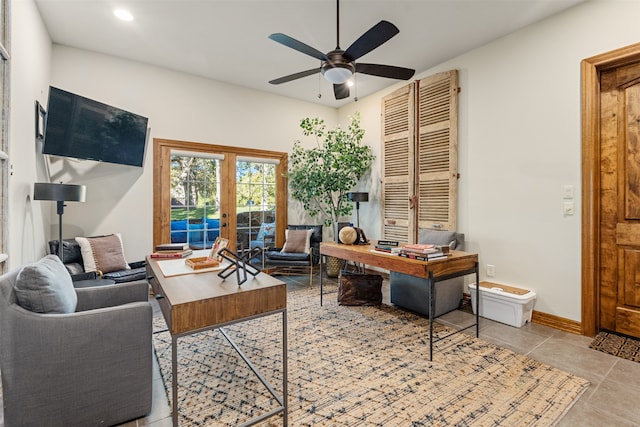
[416,70,458,231]
[381,84,415,242]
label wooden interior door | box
[600,61,640,337]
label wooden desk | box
[146,257,288,427]
[319,242,479,360]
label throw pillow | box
[14,255,77,313]
[76,234,130,274]
[282,229,313,254]
[257,222,276,241]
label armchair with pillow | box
[390,229,466,317]
[261,225,322,287]
[0,255,152,426]
[49,233,147,285]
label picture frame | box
[210,236,229,261]
[35,100,46,141]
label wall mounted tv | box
[42,86,149,167]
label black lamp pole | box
[34,183,86,262]
[347,192,369,228]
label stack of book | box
[150,243,193,259]
[374,240,401,254]
[399,243,448,261]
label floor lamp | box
[34,182,86,262]
[347,192,369,228]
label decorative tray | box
[185,257,220,270]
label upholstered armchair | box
[261,225,322,287]
[0,255,153,427]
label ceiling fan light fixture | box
[322,66,353,84]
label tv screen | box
[43,86,149,167]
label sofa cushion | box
[282,229,312,254]
[76,234,130,274]
[14,255,77,313]
[264,251,309,262]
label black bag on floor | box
[338,270,383,306]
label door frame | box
[152,138,288,251]
[581,41,640,337]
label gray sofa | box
[390,229,465,317]
[0,257,153,426]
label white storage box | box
[469,281,536,328]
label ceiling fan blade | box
[269,68,320,85]
[333,83,350,100]
[343,20,399,61]
[356,63,415,80]
[269,33,329,61]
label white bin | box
[469,281,536,328]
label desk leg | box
[282,310,288,426]
[428,271,435,362]
[320,255,324,306]
[475,262,480,338]
[172,336,178,427]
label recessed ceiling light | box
[113,9,134,21]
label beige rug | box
[152,286,589,426]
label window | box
[169,153,222,249]
[153,139,287,252]
[0,0,10,270]
[236,158,277,250]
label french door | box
[153,139,288,252]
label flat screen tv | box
[42,86,149,167]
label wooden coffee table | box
[146,256,288,426]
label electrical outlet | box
[486,264,495,277]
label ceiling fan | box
[268,0,415,100]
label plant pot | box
[326,256,345,278]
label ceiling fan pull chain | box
[354,73,358,102]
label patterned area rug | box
[152,286,589,426]
[589,330,640,362]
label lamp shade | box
[323,67,353,84]
[33,183,86,202]
[347,192,369,203]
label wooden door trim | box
[582,42,640,337]
[152,138,288,251]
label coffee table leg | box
[320,255,324,306]
[282,310,288,426]
[172,336,178,427]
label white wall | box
[47,46,337,262]
[339,0,640,321]
[9,0,53,269]
[12,0,640,322]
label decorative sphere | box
[339,226,358,245]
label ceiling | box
[34,0,586,108]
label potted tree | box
[288,112,375,276]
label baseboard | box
[530,311,582,335]
[462,293,582,335]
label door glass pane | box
[170,155,220,249]
[236,160,276,250]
